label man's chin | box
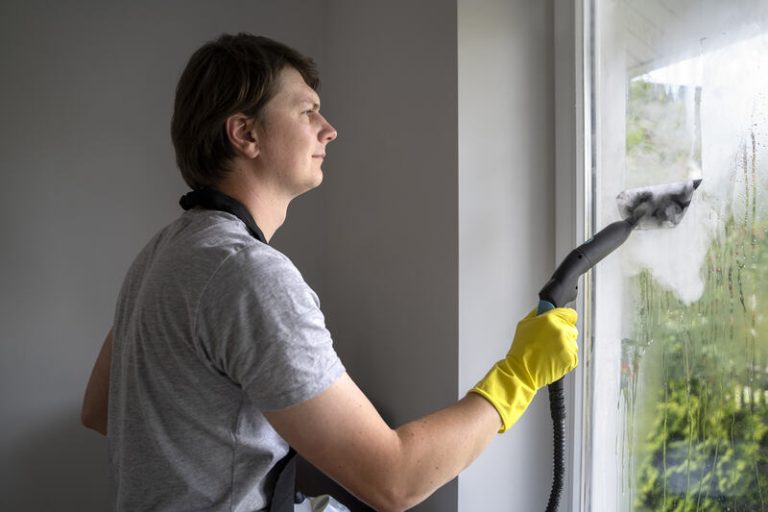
[293,172,324,199]
[306,170,323,191]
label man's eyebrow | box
[294,94,321,110]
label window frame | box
[554,0,593,510]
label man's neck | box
[214,178,289,244]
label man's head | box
[171,33,323,190]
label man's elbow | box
[356,479,426,512]
[366,492,418,512]
[343,446,434,511]
[81,405,108,436]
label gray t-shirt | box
[108,208,345,512]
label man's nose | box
[319,115,338,143]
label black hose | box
[538,219,636,511]
[545,378,566,512]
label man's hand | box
[470,308,578,432]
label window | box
[583,1,768,510]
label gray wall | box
[0,1,557,511]
[0,2,327,510]
[318,1,460,509]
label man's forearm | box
[389,393,500,509]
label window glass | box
[589,1,768,510]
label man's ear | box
[225,113,259,158]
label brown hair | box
[171,33,320,190]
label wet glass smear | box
[614,20,768,512]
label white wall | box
[458,0,557,510]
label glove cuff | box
[470,363,537,433]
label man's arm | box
[264,308,578,512]
[265,373,500,512]
[81,329,113,436]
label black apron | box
[180,188,299,512]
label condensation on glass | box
[587,1,768,510]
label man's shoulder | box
[196,227,320,328]
[173,210,305,294]
[213,240,302,291]
[125,209,296,290]
[169,209,288,267]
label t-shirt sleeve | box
[195,244,345,410]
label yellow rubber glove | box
[469,307,578,432]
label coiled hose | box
[545,379,566,512]
[536,299,567,512]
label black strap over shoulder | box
[179,188,268,244]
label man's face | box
[254,67,337,198]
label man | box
[82,33,579,512]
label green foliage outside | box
[625,80,699,188]
[630,218,768,511]
[624,80,768,511]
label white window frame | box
[556,1,637,509]
[554,0,593,510]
